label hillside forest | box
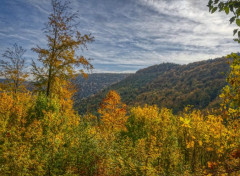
[76,57,230,115]
[0,0,240,175]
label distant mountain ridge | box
[75,57,230,114]
[0,74,131,97]
[74,73,131,100]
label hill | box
[73,73,131,100]
[1,74,130,97]
[75,57,230,114]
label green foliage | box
[220,53,240,120]
[208,0,240,121]
[0,91,101,175]
[77,58,229,114]
[208,0,240,42]
[32,93,60,118]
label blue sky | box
[0,0,239,73]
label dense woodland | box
[0,0,240,175]
[76,57,229,114]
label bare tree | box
[0,44,28,93]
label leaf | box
[224,6,229,15]
[233,38,239,42]
[207,0,213,11]
[236,19,240,26]
[230,16,236,24]
[236,8,240,16]
[229,4,234,12]
[217,2,224,12]
[211,7,218,13]
[233,29,238,36]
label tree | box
[98,90,127,132]
[208,0,240,119]
[208,0,240,43]
[32,0,94,97]
[220,53,240,119]
[0,44,28,93]
[208,1,240,174]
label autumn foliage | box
[0,0,240,175]
[1,83,240,175]
[98,90,127,132]
[0,44,239,175]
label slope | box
[75,57,230,114]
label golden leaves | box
[186,141,195,149]
[180,116,191,128]
[98,90,127,132]
[31,0,94,97]
[0,52,240,175]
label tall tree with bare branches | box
[0,43,28,93]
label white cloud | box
[0,0,239,73]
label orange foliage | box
[98,90,127,132]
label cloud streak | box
[0,0,239,73]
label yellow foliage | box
[98,90,127,132]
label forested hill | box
[73,73,131,99]
[75,57,230,114]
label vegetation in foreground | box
[0,60,240,175]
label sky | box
[0,0,239,73]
